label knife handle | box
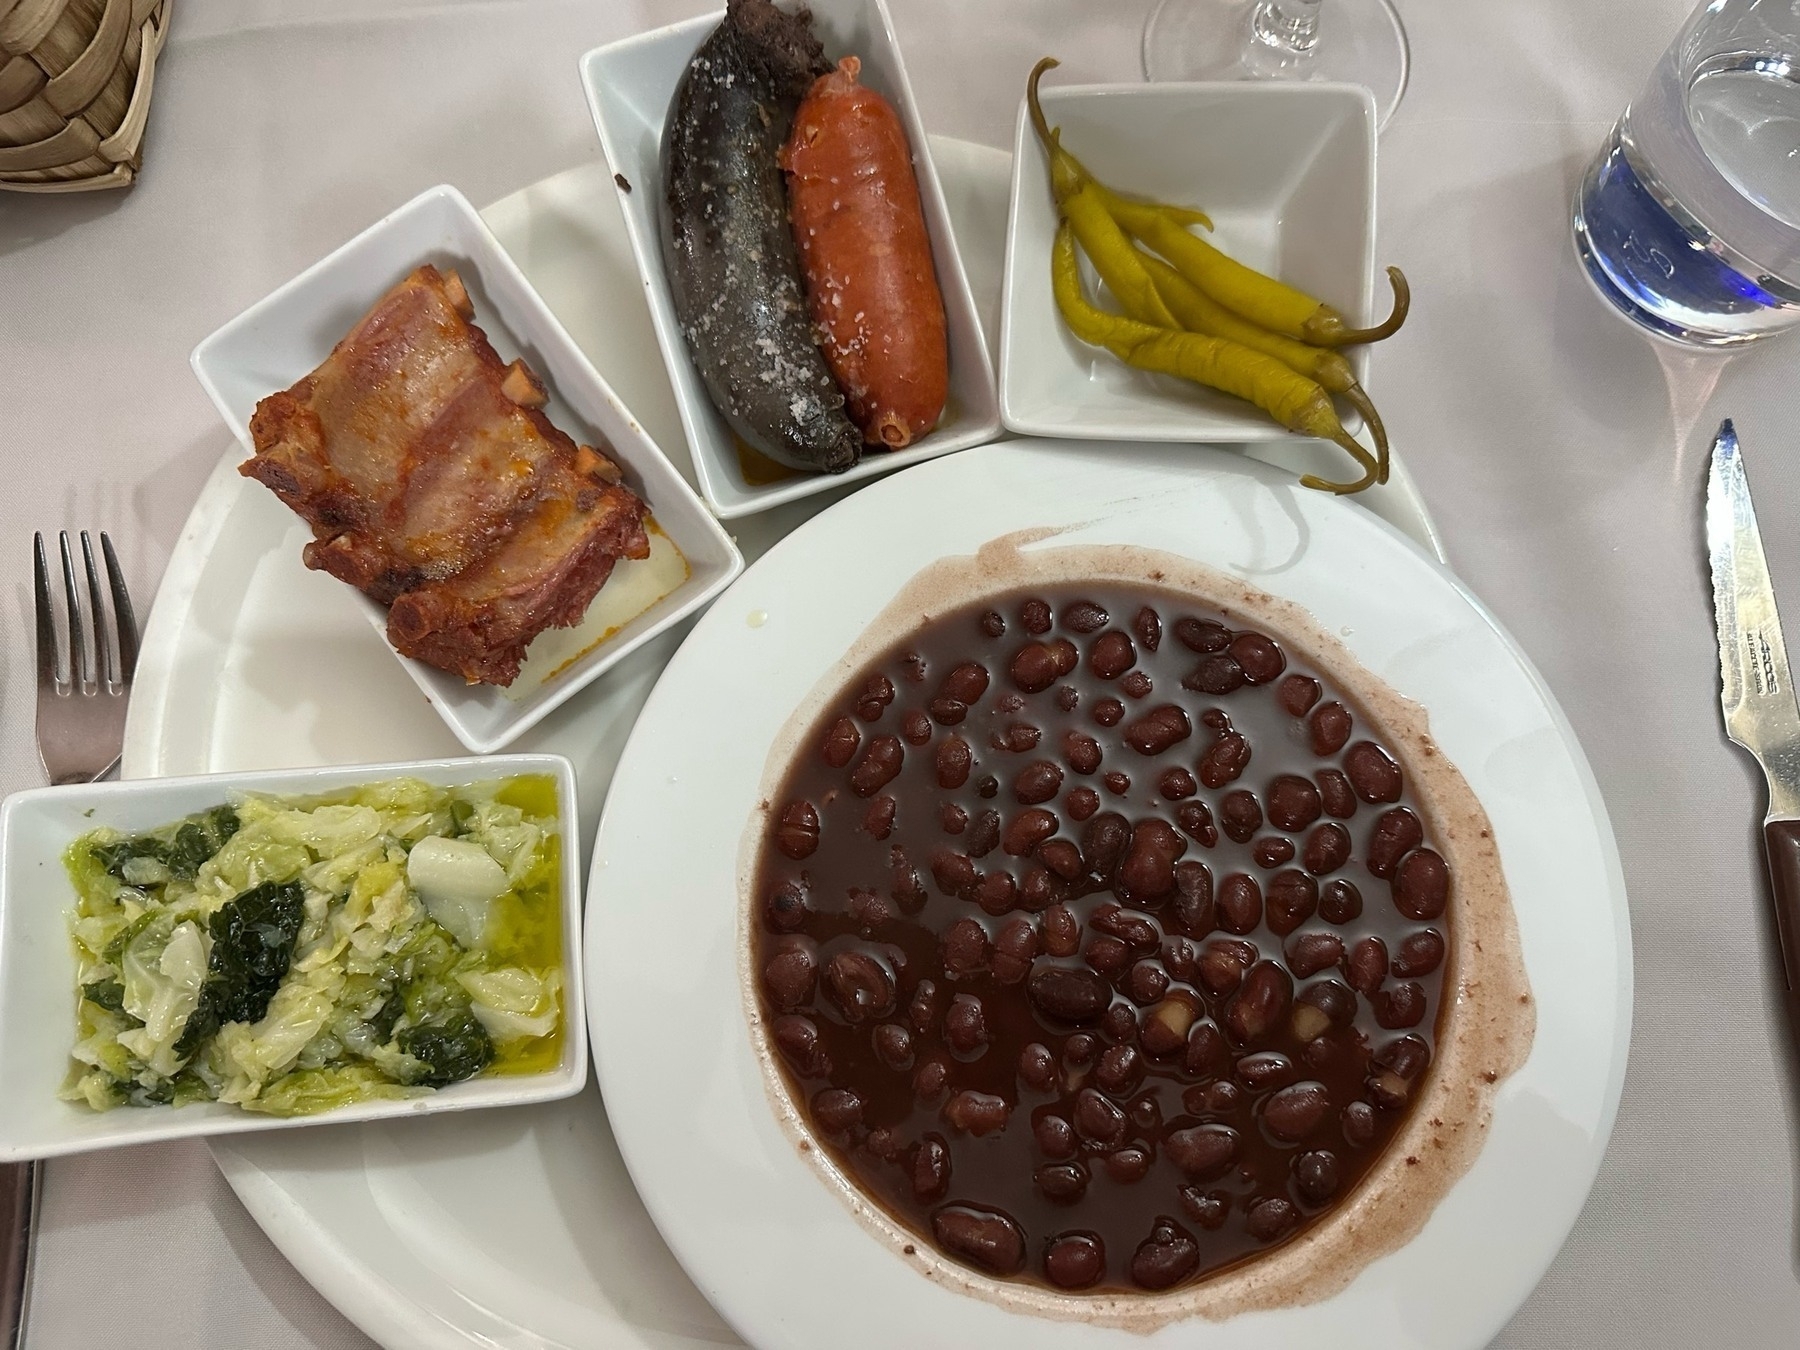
[1762,820,1800,996]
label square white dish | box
[0,755,584,1162]
[189,184,743,754]
[580,0,1000,520]
[1001,80,1378,441]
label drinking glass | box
[1572,0,1800,346]
[1142,0,1409,129]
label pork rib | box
[240,264,650,685]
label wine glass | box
[1142,0,1410,130]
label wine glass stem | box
[1249,0,1323,58]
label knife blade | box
[1707,418,1800,1001]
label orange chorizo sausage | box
[781,56,949,450]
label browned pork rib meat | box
[240,264,649,685]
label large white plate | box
[122,138,1451,1349]
[589,441,1631,1350]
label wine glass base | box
[1142,0,1409,130]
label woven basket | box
[0,0,170,193]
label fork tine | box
[79,531,115,690]
[32,532,62,691]
[57,531,91,693]
[101,533,138,682]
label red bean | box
[1066,787,1100,821]
[1236,1051,1298,1092]
[1319,878,1363,924]
[966,809,1001,858]
[929,848,976,897]
[821,716,861,768]
[1003,808,1059,857]
[855,673,895,722]
[1044,1234,1105,1289]
[940,802,967,835]
[997,723,1042,753]
[1224,961,1292,1045]
[1073,1088,1128,1148]
[1086,935,1130,977]
[1344,741,1404,803]
[1394,848,1449,919]
[1122,704,1191,755]
[909,979,942,1033]
[1346,936,1388,997]
[912,1054,950,1101]
[1063,730,1102,775]
[1038,838,1084,881]
[931,1205,1024,1274]
[934,735,972,789]
[1175,616,1232,652]
[1102,771,1131,796]
[1366,806,1423,878]
[1096,1042,1146,1094]
[913,1133,951,1199]
[763,944,817,1009]
[1020,598,1052,634]
[1317,768,1357,818]
[1162,936,1198,981]
[1166,1124,1239,1179]
[936,660,989,706]
[1048,638,1079,676]
[1087,630,1136,681]
[1245,1197,1296,1242]
[1278,674,1321,716]
[1056,685,1080,711]
[1092,697,1125,728]
[1117,820,1186,902]
[1295,1149,1340,1205]
[1028,963,1110,1024]
[1124,961,1169,1008]
[1217,873,1263,934]
[1043,904,1080,957]
[1184,1019,1231,1078]
[1262,1081,1330,1142]
[763,878,809,932]
[873,1022,915,1072]
[862,795,896,840]
[941,918,990,976]
[1229,632,1286,684]
[1376,1034,1433,1081]
[1091,906,1159,951]
[901,710,932,745]
[1301,822,1352,875]
[1081,812,1132,878]
[1134,607,1163,651]
[1266,870,1319,936]
[1253,837,1296,869]
[1179,1187,1231,1230]
[1375,981,1427,1029]
[944,993,991,1055]
[1175,800,1219,848]
[979,609,1005,638]
[1105,1146,1153,1184]
[1290,979,1357,1041]
[1284,930,1344,979]
[1009,642,1060,693]
[1220,790,1262,843]
[1341,1100,1379,1147]
[1171,861,1216,938]
[1034,1111,1077,1157]
[944,1090,1010,1136]
[1267,775,1324,832]
[992,917,1040,983]
[812,1087,864,1133]
[1184,654,1246,695]
[773,1014,826,1075]
[825,950,896,1021]
[1062,600,1110,633]
[1198,732,1252,788]
[1309,701,1353,754]
[1158,767,1197,800]
[849,736,903,796]
[1018,1042,1056,1091]
[774,800,820,859]
[1130,1220,1201,1290]
[1035,1161,1090,1202]
[1394,928,1446,977]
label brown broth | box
[750,585,1450,1293]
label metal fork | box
[33,530,137,784]
[6,531,139,1350]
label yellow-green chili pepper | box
[1026,60,1178,328]
[1052,222,1379,494]
[1110,196,1409,347]
[1138,251,1390,484]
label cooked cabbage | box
[62,775,563,1117]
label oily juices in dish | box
[750,587,1450,1292]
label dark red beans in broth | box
[753,586,1451,1293]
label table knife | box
[1,1161,35,1350]
[1707,418,1800,1003]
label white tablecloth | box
[5,0,1800,1344]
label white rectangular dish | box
[1001,80,1378,442]
[580,0,1000,520]
[189,184,743,754]
[0,755,585,1162]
